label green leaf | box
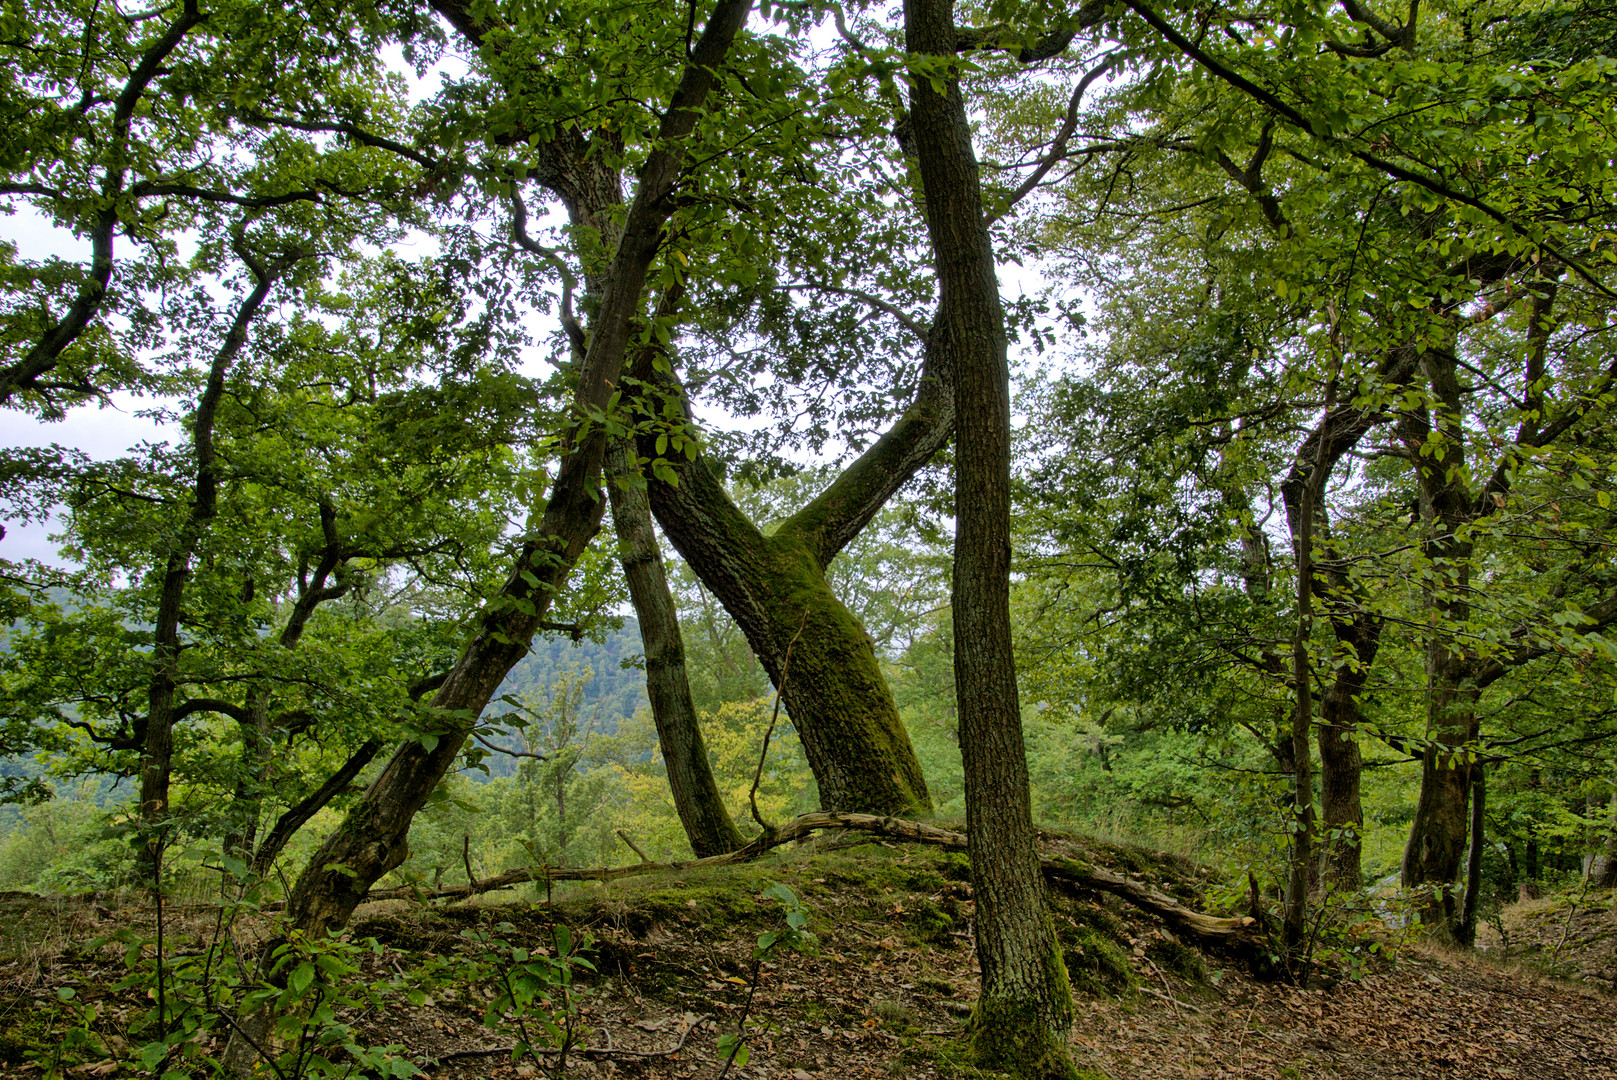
[288,961,316,996]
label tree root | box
[362,811,1260,951]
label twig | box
[462,835,479,894]
[1138,983,1204,1015]
[716,958,762,1080]
[1141,953,1195,1080]
[617,830,652,863]
[1234,996,1262,1061]
[473,731,549,760]
[1549,873,1594,969]
[750,612,808,833]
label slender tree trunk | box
[908,0,1074,1074]
[1458,763,1486,945]
[1522,769,1542,900]
[1280,456,1320,956]
[225,514,350,866]
[139,264,285,879]
[607,436,745,856]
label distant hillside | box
[473,618,651,779]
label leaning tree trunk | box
[642,337,949,817]
[221,6,754,1072]
[267,0,750,945]
[908,0,1076,1074]
[647,453,934,815]
[606,435,745,856]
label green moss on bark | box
[966,998,1079,1080]
[966,928,1079,1080]
[758,530,931,815]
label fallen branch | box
[360,812,1259,950]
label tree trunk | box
[1272,346,1418,897]
[607,436,745,856]
[1587,790,1617,888]
[1458,763,1486,946]
[908,0,1075,1074]
[1279,443,1320,956]
[1316,609,1379,891]
[1398,344,1478,942]
[1522,768,1542,900]
[222,7,754,1071]
[647,455,933,815]
[139,264,286,880]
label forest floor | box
[3,836,1616,1080]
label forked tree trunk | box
[646,452,935,816]
[639,291,951,816]
[607,435,745,856]
[908,0,1076,1073]
[1273,344,1419,897]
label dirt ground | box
[4,849,1617,1080]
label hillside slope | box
[3,837,1615,1079]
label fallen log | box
[362,811,1259,951]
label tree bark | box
[645,443,935,816]
[607,436,746,856]
[1595,797,1617,888]
[1279,426,1322,955]
[1458,763,1486,945]
[1399,344,1479,942]
[1316,609,1377,890]
[907,0,1075,1073]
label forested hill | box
[472,619,651,780]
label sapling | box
[716,882,817,1078]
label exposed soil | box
[3,844,1615,1080]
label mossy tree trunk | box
[607,434,745,856]
[907,0,1076,1074]
[637,245,952,818]
[646,445,935,815]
